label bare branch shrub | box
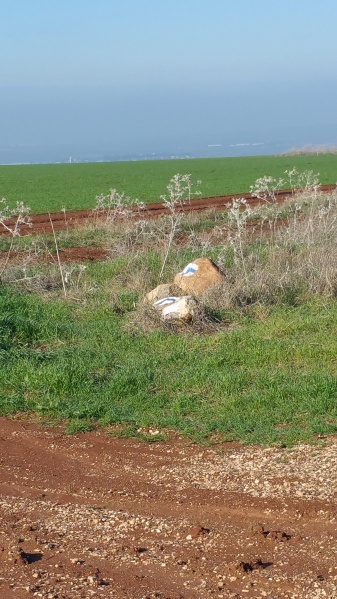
[226,198,253,281]
[250,175,285,203]
[0,198,31,236]
[0,198,31,281]
[158,174,201,279]
[213,182,337,310]
[250,168,321,204]
[94,188,136,222]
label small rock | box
[144,283,174,304]
[161,295,199,322]
[131,546,147,555]
[251,523,265,536]
[237,559,265,573]
[70,558,84,564]
[188,526,211,538]
[266,530,291,542]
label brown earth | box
[1,417,337,598]
[1,185,336,237]
[0,246,110,266]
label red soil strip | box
[1,184,335,237]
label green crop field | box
[1,154,337,214]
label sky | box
[1,0,337,162]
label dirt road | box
[1,418,337,598]
[1,185,335,237]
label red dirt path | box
[1,185,335,237]
[1,418,337,598]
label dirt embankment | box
[1,418,337,598]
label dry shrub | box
[208,188,337,310]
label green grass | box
[1,284,337,446]
[1,154,337,214]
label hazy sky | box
[1,0,337,159]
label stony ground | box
[1,417,337,598]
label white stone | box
[161,296,198,322]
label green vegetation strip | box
[1,286,337,445]
[1,154,337,214]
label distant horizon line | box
[1,141,337,167]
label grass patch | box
[1,284,337,446]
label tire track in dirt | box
[1,418,337,598]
